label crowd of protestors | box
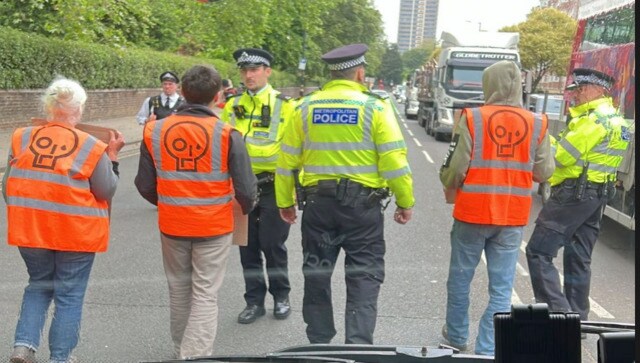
[3,41,630,362]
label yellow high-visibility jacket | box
[275,79,414,209]
[549,97,631,186]
[220,84,294,174]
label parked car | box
[371,89,390,99]
[404,87,419,119]
[393,85,406,103]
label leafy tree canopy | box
[501,7,577,92]
[0,0,385,82]
[378,43,403,86]
[401,40,435,79]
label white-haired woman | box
[3,77,124,363]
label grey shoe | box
[441,324,469,351]
[10,346,36,363]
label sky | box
[373,0,541,42]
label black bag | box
[494,304,581,363]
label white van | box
[529,94,564,135]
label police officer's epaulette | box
[276,93,293,102]
[293,92,317,111]
[226,93,242,100]
[364,90,388,101]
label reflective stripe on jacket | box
[548,97,630,186]
[220,85,293,174]
[6,123,110,252]
[454,106,546,226]
[144,114,233,237]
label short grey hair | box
[42,77,87,120]
[329,65,361,81]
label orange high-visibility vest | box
[453,106,547,226]
[6,122,110,252]
[144,114,234,237]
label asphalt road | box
[0,99,634,363]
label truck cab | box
[421,31,520,141]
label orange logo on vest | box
[487,110,528,158]
[164,121,210,172]
[29,126,78,169]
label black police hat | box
[233,48,273,68]
[160,71,179,84]
[321,43,368,71]
[566,68,615,90]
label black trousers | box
[526,182,606,320]
[301,192,385,344]
[240,182,291,306]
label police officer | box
[220,48,295,324]
[275,43,414,344]
[526,68,631,328]
[136,71,185,125]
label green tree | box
[0,0,387,84]
[501,8,576,92]
[378,43,403,85]
[401,40,435,76]
[311,0,385,78]
[0,0,154,47]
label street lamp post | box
[298,32,307,97]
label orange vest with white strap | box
[143,114,234,237]
[6,123,110,252]
[453,106,547,226]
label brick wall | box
[0,87,312,130]
[0,89,160,130]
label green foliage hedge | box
[0,27,297,90]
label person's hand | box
[279,207,297,225]
[393,206,412,224]
[107,130,125,161]
[443,187,457,204]
[146,113,157,124]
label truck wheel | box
[417,108,425,127]
[424,110,431,134]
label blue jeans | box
[445,220,522,356]
[14,247,95,363]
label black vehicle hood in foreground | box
[141,344,492,363]
[141,321,635,363]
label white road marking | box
[413,138,422,147]
[511,289,523,305]
[588,297,616,319]
[520,241,614,318]
[516,262,529,277]
[407,130,414,136]
[422,150,434,164]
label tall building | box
[396,0,439,53]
